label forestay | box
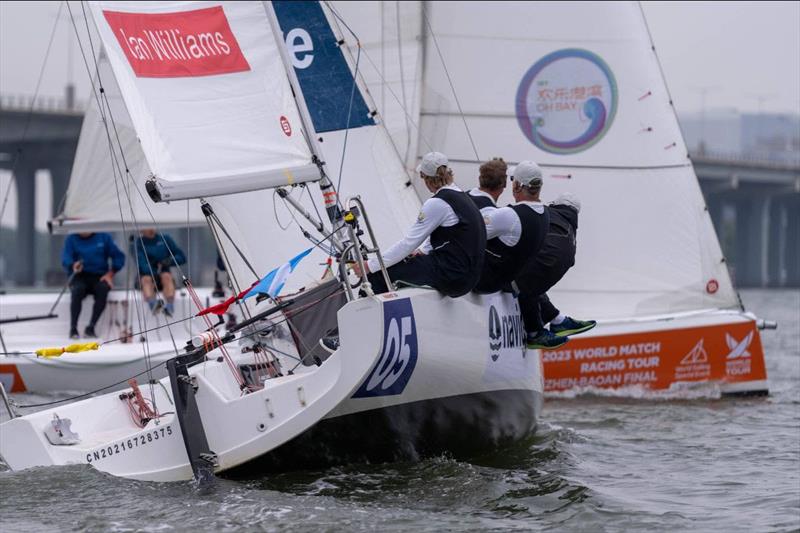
[417,1,738,319]
[88,1,319,201]
[50,50,205,234]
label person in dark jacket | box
[61,232,125,338]
[474,160,550,294]
[135,229,186,317]
[515,193,596,349]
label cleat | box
[526,330,569,350]
[84,325,97,338]
[69,329,80,340]
[550,317,597,337]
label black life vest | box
[429,188,487,297]
[475,203,549,293]
[467,189,496,211]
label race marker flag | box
[242,248,313,301]
[196,248,313,316]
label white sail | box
[417,1,738,319]
[51,50,206,234]
[88,1,319,201]
[206,1,421,294]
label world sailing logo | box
[352,299,418,398]
[103,6,251,78]
[515,48,617,154]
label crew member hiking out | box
[354,151,486,297]
[517,192,596,349]
[321,152,486,353]
[467,157,508,214]
[473,160,550,296]
[61,232,125,339]
[135,229,187,317]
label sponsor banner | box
[273,0,375,133]
[352,298,418,398]
[543,321,766,392]
[103,6,250,78]
[484,295,529,383]
[0,364,26,393]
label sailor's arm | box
[484,206,520,241]
[366,198,449,272]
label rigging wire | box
[323,1,433,155]
[395,1,413,164]
[0,1,65,225]
[420,4,480,161]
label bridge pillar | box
[784,194,800,287]
[733,193,769,287]
[47,165,71,286]
[14,164,37,286]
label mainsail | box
[50,50,206,234]
[415,1,739,319]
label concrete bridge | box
[1,95,799,288]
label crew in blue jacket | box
[135,229,186,317]
[61,232,125,338]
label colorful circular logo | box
[516,49,617,154]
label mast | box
[262,1,344,233]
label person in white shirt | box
[467,157,508,214]
[354,151,486,297]
[474,160,549,294]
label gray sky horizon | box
[0,1,799,116]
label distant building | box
[680,110,800,164]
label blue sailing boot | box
[550,316,597,337]
[526,329,569,350]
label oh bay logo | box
[515,49,617,154]
[352,298,418,398]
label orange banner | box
[543,321,766,392]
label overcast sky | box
[0,1,798,116]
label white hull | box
[0,289,543,481]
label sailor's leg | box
[141,275,156,310]
[368,255,438,294]
[519,291,545,333]
[69,273,89,332]
[88,277,111,329]
[160,272,176,315]
[538,293,560,326]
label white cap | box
[511,160,543,187]
[552,192,581,213]
[416,152,449,177]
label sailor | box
[353,151,486,297]
[467,157,508,214]
[135,229,187,317]
[61,232,126,338]
[517,193,596,349]
[473,160,549,294]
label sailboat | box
[334,1,770,396]
[0,47,221,394]
[0,0,542,481]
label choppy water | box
[1,289,798,532]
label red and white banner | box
[103,6,250,78]
[543,320,767,392]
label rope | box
[421,4,480,160]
